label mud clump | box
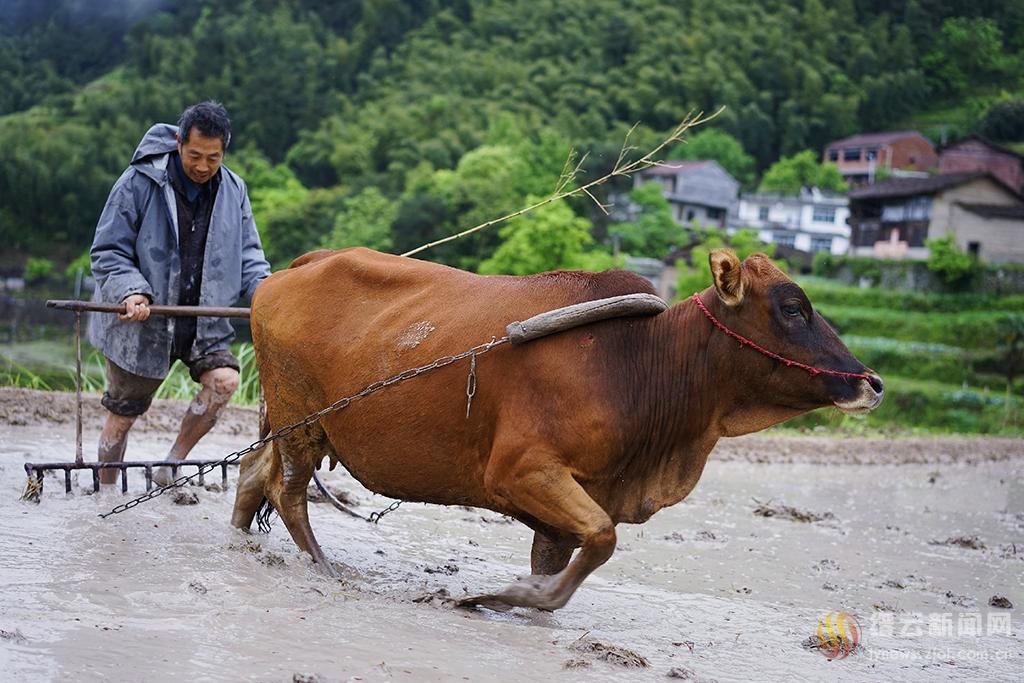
[569,638,648,668]
[228,539,263,554]
[258,552,286,568]
[668,666,716,681]
[172,490,199,505]
[411,588,456,608]
[929,536,986,550]
[989,595,1013,609]
[188,581,208,595]
[0,628,28,644]
[292,674,325,683]
[423,562,459,575]
[562,659,591,669]
[752,499,834,523]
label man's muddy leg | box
[98,412,136,485]
[153,367,238,485]
[169,367,239,461]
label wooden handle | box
[46,299,251,319]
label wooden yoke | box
[506,293,667,345]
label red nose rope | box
[689,293,872,382]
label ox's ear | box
[709,249,744,306]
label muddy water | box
[1,423,1022,682]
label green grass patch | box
[1,340,261,405]
[780,376,1022,435]
[817,304,1019,349]
[798,276,1024,314]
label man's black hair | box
[177,101,232,149]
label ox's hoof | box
[456,594,515,612]
[315,559,343,580]
[457,574,564,612]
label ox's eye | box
[781,301,803,318]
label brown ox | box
[232,247,883,611]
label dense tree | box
[2,0,1023,274]
[978,98,1024,142]
[759,151,848,194]
[322,187,397,252]
[610,182,680,258]
[478,200,617,275]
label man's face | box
[177,129,224,184]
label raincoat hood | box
[130,123,180,182]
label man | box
[89,101,271,486]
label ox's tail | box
[255,496,276,533]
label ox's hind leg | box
[460,451,615,612]
[265,437,341,578]
[231,442,274,530]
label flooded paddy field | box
[1,389,1021,682]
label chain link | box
[367,500,403,523]
[99,334,510,519]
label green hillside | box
[1,0,1022,274]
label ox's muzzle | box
[833,373,884,415]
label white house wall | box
[737,193,850,255]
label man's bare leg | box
[98,413,137,485]
[154,367,239,485]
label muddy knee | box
[200,367,239,403]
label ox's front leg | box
[459,452,615,612]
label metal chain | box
[367,500,403,524]
[99,334,510,519]
[465,349,479,418]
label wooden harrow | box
[21,300,251,501]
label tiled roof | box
[956,202,1024,219]
[827,130,929,149]
[848,171,990,200]
[939,134,1024,161]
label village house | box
[938,135,1024,195]
[633,161,739,229]
[732,187,850,255]
[824,131,937,186]
[847,171,1024,263]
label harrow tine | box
[21,460,241,498]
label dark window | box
[827,148,839,161]
[686,209,695,222]
[812,206,836,223]
[758,206,770,221]
[706,207,724,220]
[774,232,796,248]
[854,222,882,246]
[865,147,878,161]
[843,147,861,161]
[968,241,980,257]
[810,236,833,252]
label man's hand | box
[120,294,151,322]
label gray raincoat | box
[89,124,271,379]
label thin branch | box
[400,107,724,258]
